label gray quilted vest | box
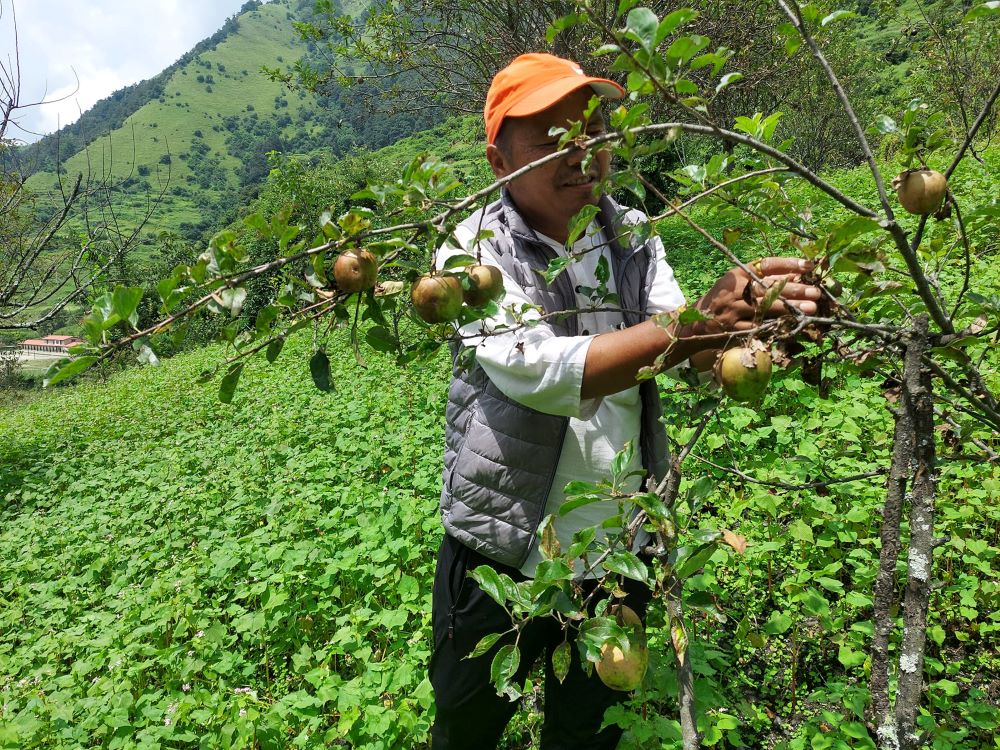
[440,189,671,568]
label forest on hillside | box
[2,0,999,749]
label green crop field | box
[0,331,449,748]
[2,317,997,748]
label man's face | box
[486,87,610,243]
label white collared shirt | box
[439,219,687,575]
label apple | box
[463,264,504,306]
[595,604,648,692]
[714,345,772,402]
[411,274,463,323]
[333,249,378,293]
[892,169,948,215]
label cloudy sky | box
[3,0,252,143]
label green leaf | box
[821,9,856,26]
[675,78,699,95]
[563,480,603,495]
[218,364,243,404]
[685,475,715,512]
[933,679,960,697]
[827,216,881,251]
[656,8,699,44]
[964,1,999,20]
[841,722,872,740]
[266,336,285,363]
[560,493,607,516]
[816,576,845,594]
[471,566,507,609]
[310,349,333,392]
[715,72,742,93]
[443,254,477,271]
[666,34,709,64]
[761,111,783,141]
[551,641,572,683]
[674,541,717,579]
[467,632,503,659]
[542,255,574,284]
[788,519,814,544]
[632,492,670,524]
[43,356,98,387]
[566,204,601,248]
[366,326,398,353]
[490,644,521,699]
[577,616,616,662]
[532,559,574,588]
[605,551,649,584]
[567,526,597,558]
[611,441,635,477]
[112,286,144,328]
[838,644,867,668]
[762,611,793,635]
[617,0,640,16]
[625,7,659,51]
[244,211,269,234]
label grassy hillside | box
[26,2,326,244]
[0,330,451,748]
[21,0,438,248]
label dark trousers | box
[429,534,651,750]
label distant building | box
[19,335,85,358]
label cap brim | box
[505,76,625,119]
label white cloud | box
[3,0,252,143]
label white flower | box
[182,683,191,692]
[239,708,247,717]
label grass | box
[23,1,311,237]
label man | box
[430,53,820,749]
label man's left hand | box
[690,257,822,334]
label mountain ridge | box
[18,0,438,245]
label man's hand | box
[690,257,821,334]
[581,257,822,399]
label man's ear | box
[486,144,509,178]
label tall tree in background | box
[278,0,894,171]
[0,0,158,333]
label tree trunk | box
[870,339,917,748]
[869,315,936,750]
[659,457,701,750]
[665,574,699,750]
[895,315,936,750]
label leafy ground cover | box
[2,316,998,748]
[0,332,448,749]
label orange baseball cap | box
[484,53,625,145]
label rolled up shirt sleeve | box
[438,226,599,420]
